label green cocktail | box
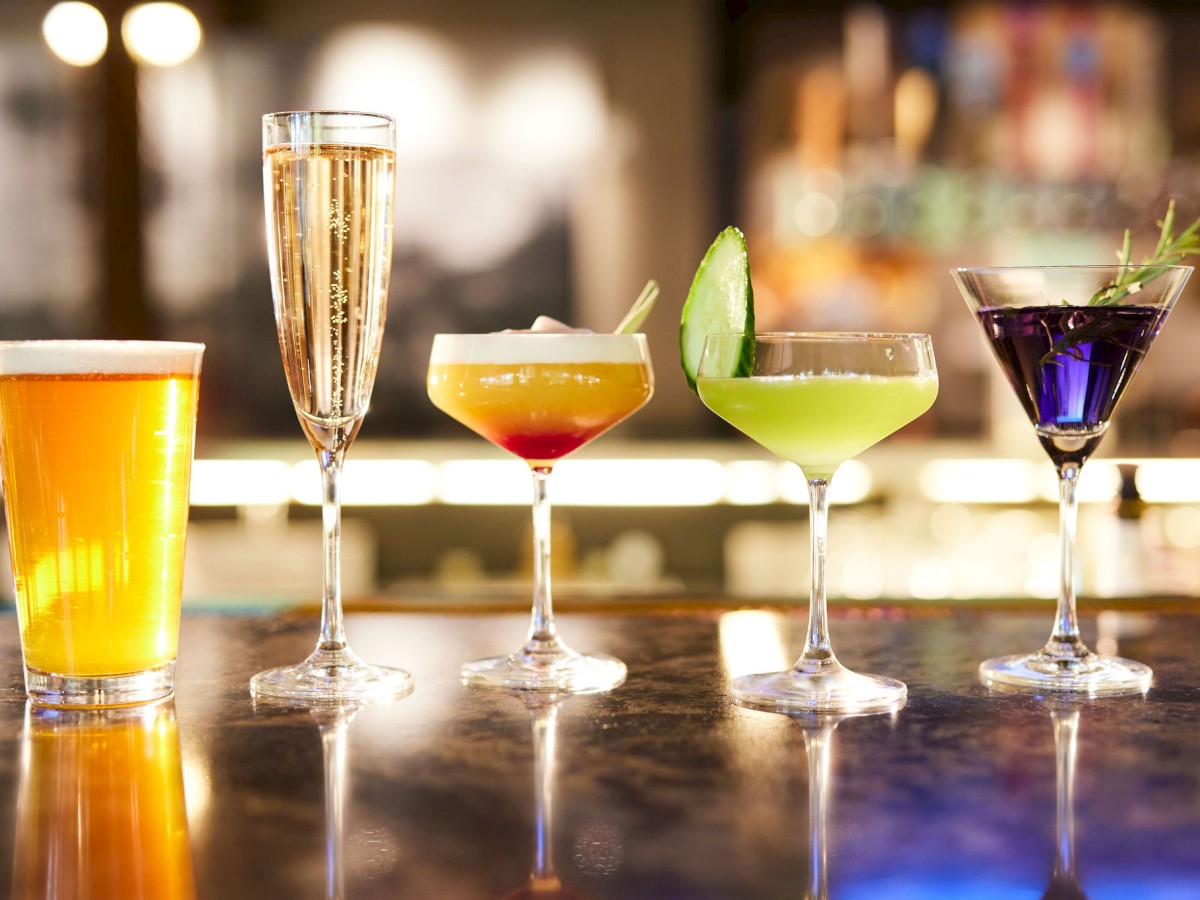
[697,332,938,714]
[698,373,938,479]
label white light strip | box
[920,459,1046,504]
[919,458,1122,504]
[1136,460,1200,503]
[434,459,729,506]
[1077,462,1122,503]
[724,460,779,505]
[189,455,1170,508]
[289,459,439,506]
[187,457,881,507]
[190,460,290,507]
[553,459,726,506]
[436,459,530,505]
[778,459,872,504]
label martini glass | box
[253,110,413,703]
[954,265,1191,693]
[427,332,654,692]
[697,332,938,713]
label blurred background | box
[3,0,1200,604]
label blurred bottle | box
[12,701,195,900]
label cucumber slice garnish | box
[679,226,755,392]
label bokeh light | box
[42,2,108,67]
[122,3,203,67]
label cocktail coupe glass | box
[697,333,938,713]
[252,110,413,703]
[427,332,653,692]
[954,265,1191,694]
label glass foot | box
[730,659,906,714]
[461,647,626,693]
[979,651,1151,695]
[251,646,413,704]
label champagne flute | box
[697,333,938,713]
[954,265,1189,693]
[252,110,413,703]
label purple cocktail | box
[976,304,1169,468]
[955,265,1191,694]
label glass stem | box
[318,448,348,653]
[799,477,837,668]
[1047,462,1088,659]
[527,467,560,648]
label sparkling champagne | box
[252,111,413,703]
[264,142,394,445]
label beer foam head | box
[430,333,649,365]
[0,341,204,376]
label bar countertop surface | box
[1,601,1199,899]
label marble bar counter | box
[1,603,1199,899]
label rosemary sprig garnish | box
[1039,201,1200,366]
[1089,199,1200,305]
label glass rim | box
[0,339,205,352]
[702,331,933,342]
[262,109,395,126]
[429,332,649,365]
[431,332,648,341]
[0,340,205,375]
[953,264,1193,274]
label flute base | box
[979,651,1151,695]
[462,646,626,694]
[731,659,906,715]
[251,646,413,705]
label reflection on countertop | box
[0,605,1198,898]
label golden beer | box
[0,341,203,705]
[13,702,196,900]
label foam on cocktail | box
[0,341,204,376]
[430,332,648,366]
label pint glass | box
[0,341,204,706]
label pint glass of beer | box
[0,341,203,706]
